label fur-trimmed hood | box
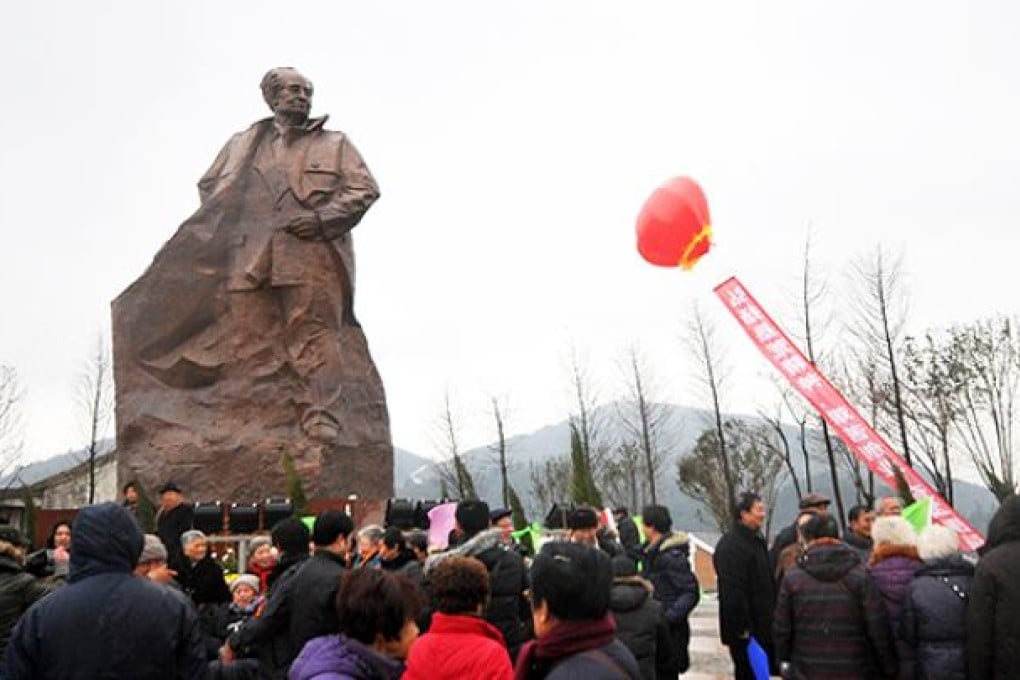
[0,540,23,564]
[869,542,920,566]
[423,528,503,575]
[653,531,691,556]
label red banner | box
[714,276,984,551]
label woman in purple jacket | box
[868,516,921,680]
[289,569,422,680]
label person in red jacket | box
[404,556,513,680]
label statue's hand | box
[284,212,323,239]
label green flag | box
[902,497,932,534]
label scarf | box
[513,614,616,680]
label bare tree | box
[795,234,847,530]
[565,346,607,502]
[434,391,477,499]
[599,441,643,511]
[528,455,571,518]
[487,395,512,508]
[77,336,114,504]
[900,332,961,504]
[759,404,802,501]
[945,317,1019,500]
[686,303,735,510]
[848,246,912,467]
[615,345,673,504]
[0,365,25,488]
[677,420,785,533]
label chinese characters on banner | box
[714,276,985,551]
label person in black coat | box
[967,494,1020,680]
[177,530,231,608]
[224,527,311,679]
[2,502,207,679]
[768,492,830,573]
[713,491,777,680]
[609,555,675,680]
[223,509,353,679]
[0,526,55,659]
[155,481,194,575]
[900,524,973,680]
[640,504,700,677]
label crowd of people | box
[713,490,1020,679]
[0,481,703,680]
[1,480,1018,679]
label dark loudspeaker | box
[193,502,224,534]
[415,500,444,530]
[385,498,417,530]
[229,503,259,534]
[262,498,293,530]
[544,502,575,530]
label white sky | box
[2,2,1019,465]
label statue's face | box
[272,71,313,119]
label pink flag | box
[715,276,984,552]
[427,502,458,550]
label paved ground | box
[682,593,736,679]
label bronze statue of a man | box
[113,69,392,501]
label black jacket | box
[230,554,310,680]
[901,555,973,680]
[843,531,873,561]
[967,494,1020,680]
[288,549,348,653]
[713,521,775,647]
[157,502,195,573]
[0,549,53,659]
[178,554,231,606]
[641,532,699,676]
[2,502,207,679]
[609,576,674,680]
[379,547,422,583]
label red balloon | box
[636,176,712,269]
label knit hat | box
[455,500,490,536]
[0,525,25,548]
[248,535,272,553]
[231,573,260,594]
[138,534,168,564]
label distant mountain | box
[393,402,1001,541]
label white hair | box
[917,525,959,561]
[871,516,917,547]
[180,529,207,548]
[358,524,384,544]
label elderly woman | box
[176,530,230,609]
[289,569,422,680]
[245,535,276,593]
[354,525,384,569]
[869,515,921,680]
[514,542,640,679]
[900,525,972,680]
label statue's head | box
[260,67,313,121]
